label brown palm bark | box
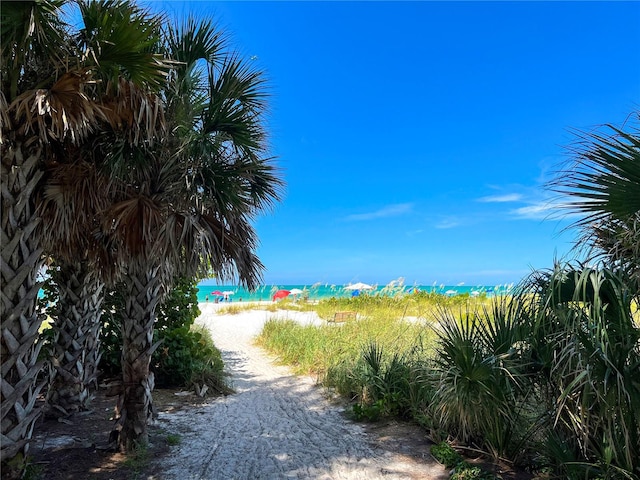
[0,137,47,479]
[45,261,104,417]
[114,267,162,452]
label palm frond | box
[10,70,105,143]
[203,54,270,154]
[1,0,69,100]
[165,16,227,77]
[37,158,110,262]
[101,78,166,146]
[77,0,171,91]
[552,114,640,225]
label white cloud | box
[345,203,413,221]
[477,193,523,203]
[510,199,574,220]
[435,218,460,229]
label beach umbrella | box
[222,291,235,296]
[345,282,373,290]
[272,289,290,301]
[211,290,223,296]
[289,288,304,295]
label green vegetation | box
[256,311,435,377]
[431,441,464,468]
[96,277,230,395]
[122,443,151,476]
[257,268,640,479]
[165,434,182,446]
[299,291,488,322]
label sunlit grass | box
[295,291,495,321]
[254,295,446,383]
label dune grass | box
[255,292,493,386]
[256,314,434,377]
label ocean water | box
[196,283,515,303]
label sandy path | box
[156,305,447,479]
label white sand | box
[155,304,447,479]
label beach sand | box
[154,303,448,479]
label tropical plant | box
[1,2,85,476]
[35,0,171,431]
[41,260,104,418]
[522,265,640,478]
[551,112,640,291]
[90,15,283,452]
[99,276,228,394]
[351,341,413,420]
[548,113,640,477]
[430,296,531,460]
[1,0,174,471]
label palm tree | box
[1,0,171,474]
[1,3,76,475]
[42,260,105,417]
[36,0,171,420]
[551,112,640,289]
[91,16,283,451]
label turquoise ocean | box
[196,283,515,303]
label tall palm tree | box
[1,0,171,474]
[77,16,283,451]
[36,0,170,420]
[1,3,77,475]
[551,112,640,289]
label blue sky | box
[151,1,639,286]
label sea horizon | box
[196,282,516,303]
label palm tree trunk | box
[0,137,46,479]
[116,267,162,452]
[46,260,104,417]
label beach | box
[154,303,448,479]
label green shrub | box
[430,441,463,468]
[430,295,533,461]
[451,463,499,480]
[521,265,640,479]
[100,276,229,394]
[350,342,413,419]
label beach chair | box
[329,311,357,323]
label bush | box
[101,276,229,394]
[430,442,499,480]
[430,441,463,468]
